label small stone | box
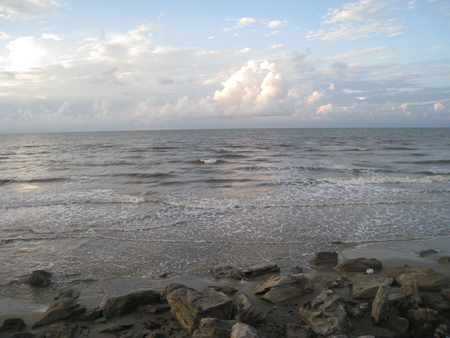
[438,256,450,264]
[0,318,26,332]
[28,270,52,287]
[418,249,438,257]
[292,266,303,274]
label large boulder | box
[349,274,394,299]
[334,258,382,276]
[167,287,234,333]
[33,298,86,328]
[103,289,161,318]
[0,318,26,333]
[210,265,246,280]
[244,262,280,277]
[371,285,409,333]
[254,274,314,303]
[383,265,450,291]
[232,292,266,325]
[298,288,351,337]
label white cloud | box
[306,91,323,104]
[325,46,387,60]
[0,31,10,39]
[307,0,406,41]
[266,20,290,28]
[317,103,333,115]
[0,0,60,19]
[56,100,73,115]
[6,36,47,71]
[434,102,445,110]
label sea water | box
[1,128,449,287]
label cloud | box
[266,20,290,28]
[307,0,407,41]
[317,103,334,115]
[0,0,60,19]
[6,36,47,71]
[0,31,10,39]
[325,46,387,60]
[434,102,445,110]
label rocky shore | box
[1,250,450,338]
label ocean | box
[1,128,449,288]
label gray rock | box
[349,274,394,299]
[285,323,315,338]
[418,249,438,257]
[136,303,171,314]
[230,322,266,338]
[0,318,26,332]
[102,289,161,319]
[33,298,86,328]
[99,324,133,333]
[28,270,52,287]
[421,293,450,311]
[312,275,346,288]
[298,288,351,337]
[371,285,408,329]
[232,292,266,325]
[441,288,450,301]
[210,265,246,280]
[254,274,314,303]
[383,265,450,291]
[244,262,280,277]
[167,287,234,333]
[195,318,236,338]
[209,285,238,296]
[438,256,450,264]
[291,266,303,274]
[37,323,77,338]
[162,283,192,300]
[5,332,37,338]
[334,258,382,276]
[400,280,421,304]
[309,252,338,267]
[70,307,103,321]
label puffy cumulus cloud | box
[317,103,334,115]
[434,102,445,110]
[0,0,60,19]
[6,36,47,71]
[133,58,324,124]
[307,0,406,41]
[266,20,290,28]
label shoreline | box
[1,236,449,337]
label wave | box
[0,177,68,185]
[325,175,448,185]
[186,159,227,164]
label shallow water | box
[1,128,449,289]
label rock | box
[400,280,421,304]
[438,256,450,264]
[334,258,382,276]
[161,283,192,300]
[298,288,351,337]
[285,323,315,338]
[102,289,161,319]
[28,270,52,287]
[5,333,37,338]
[292,266,303,274]
[244,262,280,277]
[209,285,238,296]
[312,275,346,288]
[71,307,103,321]
[418,249,438,257]
[371,285,409,333]
[210,265,246,280]
[383,265,450,291]
[230,322,266,338]
[33,298,86,328]
[232,292,266,325]
[144,332,166,338]
[195,318,236,338]
[254,274,314,303]
[309,252,338,267]
[441,288,450,301]
[421,294,450,311]
[167,287,234,332]
[54,289,79,300]
[348,274,394,299]
[0,318,26,332]
[38,323,77,338]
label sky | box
[0,0,449,133]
